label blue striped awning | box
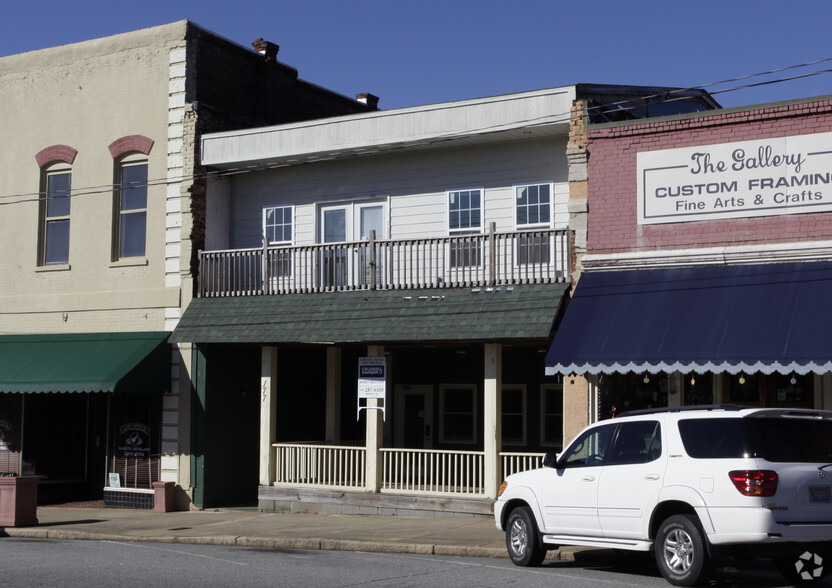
[545,261,832,376]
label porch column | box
[484,343,502,499]
[365,345,385,493]
[564,375,589,444]
[259,346,278,486]
[325,347,341,443]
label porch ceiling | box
[170,284,569,345]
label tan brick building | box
[0,21,375,508]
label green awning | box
[0,332,171,394]
[170,284,569,344]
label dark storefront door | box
[22,393,109,503]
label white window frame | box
[540,383,564,449]
[501,384,527,447]
[447,188,484,270]
[40,164,72,267]
[114,155,148,261]
[514,182,554,230]
[447,188,484,235]
[439,383,477,445]
[263,205,295,246]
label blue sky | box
[3,0,831,111]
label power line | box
[1,57,831,208]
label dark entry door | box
[22,393,107,503]
[396,385,432,449]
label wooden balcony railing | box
[199,224,569,297]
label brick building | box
[547,95,832,419]
[0,21,375,508]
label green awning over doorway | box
[170,284,569,344]
[0,332,171,394]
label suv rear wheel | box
[506,506,546,567]
[655,514,711,587]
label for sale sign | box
[358,357,386,400]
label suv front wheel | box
[506,506,546,567]
[655,514,711,587]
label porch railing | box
[380,448,484,496]
[273,443,366,490]
[199,225,569,297]
[501,452,544,478]
[271,444,545,497]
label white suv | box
[495,405,832,586]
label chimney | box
[252,38,279,62]
[356,93,380,110]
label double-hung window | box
[115,160,148,259]
[448,189,482,268]
[541,383,564,450]
[263,205,294,277]
[515,183,552,265]
[41,168,72,265]
[440,384,477,444]
[501,385,527,446]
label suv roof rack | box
[616,404,743,418]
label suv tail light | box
[729,470,778,497]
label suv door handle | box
[645,474,660,480]
[583,475,596,482]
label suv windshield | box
[679,417,832,462]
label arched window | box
[109,136,152,260]
[35,145,77,266]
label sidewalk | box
[0,506,580,561]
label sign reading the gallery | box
[637,132,832,224]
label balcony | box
[198,225,570,297]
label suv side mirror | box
[542,452,558,468]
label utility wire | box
[1,58,831,208]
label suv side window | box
[678,418,749,458]
[608,421,662,465]
[561,423,615,467]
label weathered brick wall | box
[587,98,832,254]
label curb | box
[1,527,578,561]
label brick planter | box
[0,475,39,527]
[152,481,176,513]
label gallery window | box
[114,159,148,259]
[440,384,477,444]
[40,167,72,265]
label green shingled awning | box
[0,332,171,394]
[170,284,569,344]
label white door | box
[541,423,615,536]
[356,203,385,286]
[320,205,350,287]
[597,420,664,539]
[320,202,386,288]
